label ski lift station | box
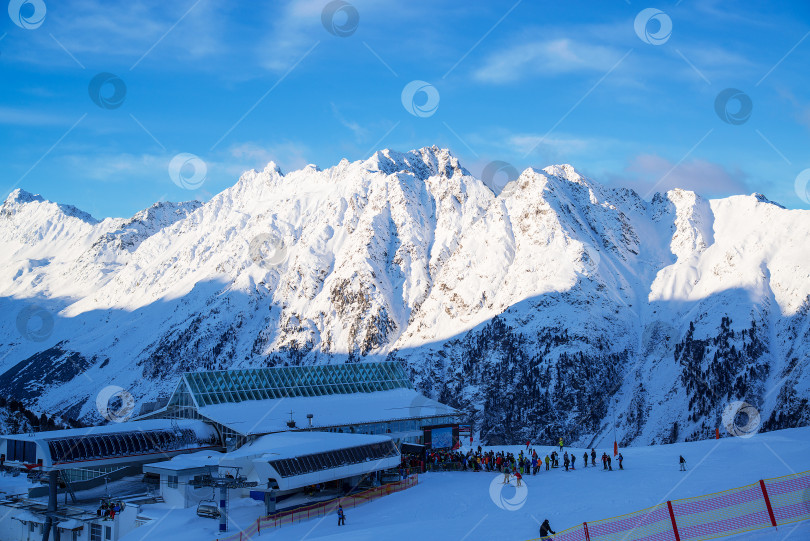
[0,362,461,541]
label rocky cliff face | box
[1,147,808,446]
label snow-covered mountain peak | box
[4,188,45,206]
[1,188,97,225]
[1,148,809,448]
[541,163,584,183]
[364,146,469,180]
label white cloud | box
[330,103,367,141]
[507,133,592,157]
[473,38,624,83]
[0,107,78,127]
[7,0,226,68]
[227,141,312,175]
[609,154,750,199]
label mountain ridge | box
[1,146,808,447]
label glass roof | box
[180,362,414,407]
[46,428,206,464]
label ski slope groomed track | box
[121,426,810,541]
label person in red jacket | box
[515,469,523,486]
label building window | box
[106,525,112,539]
[168,475,178,488]
[90,523,102,541]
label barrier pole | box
[759,480,778,528]
[667,501,681,541]
[583,522,591,541]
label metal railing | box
[213,474,419,541]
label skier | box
[607,455,613,471]
[337,505,345,526]
[545,455,550,471]
[526,440,531,450]
[591,448,597,466]
[679,455,687,471]
[583,452,588,467]
[539,518,556,539]
[558,437,564,452]
[618,453,624,470]
[563,453,570,472]
[601,452,608,470]
[571,454,576,470]
[503,468,511,484]
[515,470,523,487]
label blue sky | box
[1,0,810,218]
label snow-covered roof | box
[1,419,219,469]
[224,431,394,461]
[217,431,401,491]
[11,509,45,524]
[143,450,224,473]
[1,419,212,442]
[57,518,83,530]
[197,388,457,436]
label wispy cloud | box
[6,0,226,68]
[227,141,312,175]
[609,154,750,199]
[330,102,367,141]
[0,107,78,127]
[473,38,626,83]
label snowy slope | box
[0,147,808,446]
[118,426,810,541]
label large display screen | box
[431,427,454,449]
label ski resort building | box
[137,361,461,449]
[0,362,460,540]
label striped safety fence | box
[527,470,810,541]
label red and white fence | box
[527,470,810,541]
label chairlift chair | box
[196,489,220,519]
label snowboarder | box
[679,455,687,471]
[563,453,570,472]
[539,518,556,539]
[618,453,624,470]
[558,437,564,451]
[591,448,597,466]
[337,505,345,526]
[545,455,550,471]
[583,452,588,467]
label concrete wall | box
[156,472,213,509]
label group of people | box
[96,500,123,520]
[422,442,626,478]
